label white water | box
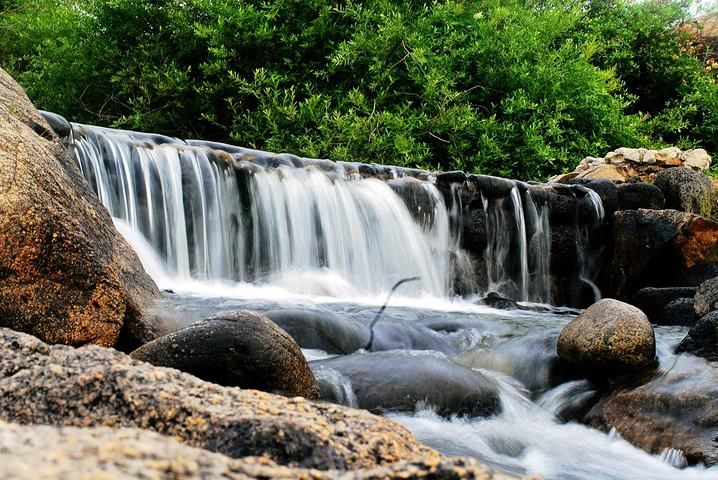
[72,123,582,304]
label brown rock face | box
[131,311,320,399]
[0,67,159,348]
[584,355,718,466]
[557,299,656,377]
[609,209,718,296]
[0,327,438,470]
[0,422,520,480]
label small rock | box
[694,276,718,317]
[622,287,697,326]
[676,310,718,361]
[131,311,319,399]
[557,299,656,378]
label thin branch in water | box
[363,276,420,351]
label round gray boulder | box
[131,310,319,399]
[557,299,656,378]
[654,167,715,218]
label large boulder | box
[557,299,656,378]
[130,311,319,399]
[0,422,518,480]
[676,310,718,361]
[694,276,718,317]
[608,209,718,296]
[0,68,159,348]
[312,350,500,418]
[654,167,716,219]
[584,355,718,466]
[0,328,438,470]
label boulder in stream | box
[0,67,159,348]
[557,299,656,378]
[584,354,718,466]
[130,310,319,399]
[312,350,501,418]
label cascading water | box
[72,124,452,297]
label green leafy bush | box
[1,0,715,180]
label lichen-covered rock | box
[609,209,718,296]
[0,67,159,348]
[0,422,521,479]
[676,310,718,361]
[557,299,656,378]
[584,354,718,466]
[654,167,716,219]
[693,276,718,317]
[130,311,319,399]
[0,327,438,470]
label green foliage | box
[0,0,716,180]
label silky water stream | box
[73,123,716,479]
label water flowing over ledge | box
[70,122,605,306]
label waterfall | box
[72,124,450,297]
[70,122,601,304]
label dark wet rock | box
[585,354,718,466]
[468,174,516,198]
[482,292,522,310]
[622,287,697,326]
[0,68,159,349]
[583,179,619,216]
[694,276,718,317]
[664,298,697,327]
[654,167,715,218]
[676,310,718,361]
[550,225,578,274]
[672,262,718,287]
[39,110,72,148]
[264,308,457,356]
[0,327,440,470]
[616,182,665,210]
[130,311,319,399]
[0,421,519,480]
[461,208,488,251]
[557,299,656,378]
[265,309,367,355]
[609,209,718,296]
[312,350,500,418]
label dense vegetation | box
[1,0,716,179]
